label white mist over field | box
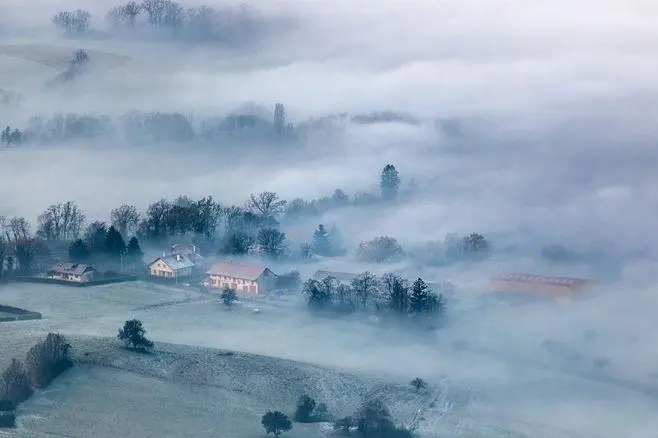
[1,1,658,437]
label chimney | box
[176,254,182,262]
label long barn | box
[490,273,593,297]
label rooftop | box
[207,261,269,281]
[491,273,590,287]
[48,262,96,276]
[154,254,195,271]
[312,269,359,283]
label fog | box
[2,0,658,436]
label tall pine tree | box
[380,164,401,201]
[312,224,331,256]
[409,277,430,314]
[125,236,143,264]
[104,226,126,259]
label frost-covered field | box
[1,281,658,437]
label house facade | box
[148,254,195,279]
[205,261,276,296]
[47,262,98,282]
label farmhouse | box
[47,262,99,282]
[171,243,205,264]
[148,254,195,279]
[312,269,358,284]
[205,261,277,296]
[490,273,593,297]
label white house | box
[148,254,195,279]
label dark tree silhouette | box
[118,319,153,350]
[410,377,427,393]
[221,288,237,309]
[261,410,292,437]
[257,228,286,259]
[104,226,126,258]
[68,239,89,262]
[312,224,331,256]
[380,164,401,201]
[293,394,315,422]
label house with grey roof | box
[148,253,195,279]
[47,262,99,282]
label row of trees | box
[0,334,72,428]
[3,104,296,147]
[52,1,278,45]
[304,272,446,318]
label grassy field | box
[1,280,658,437]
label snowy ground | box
[1,281,658,437]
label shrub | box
[24,333,72,389]
[0,411,15,428]
[261,410,292,437]
[1,359,32,406]
[334,416,356,434]
[293,394,315,422]
[118,319,154,351]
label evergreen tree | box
[125,236,144,264]
[409,277,430,314]
[104,226,126,258]
[380,164,401,201]
[67,239,89,262]
[312,224,331,256]
[383,273,409,315]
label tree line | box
[0,334,72,428]
[50,1,284,46]
[0,103,296,147]
[304,272,446,319]
[0,165,405,275]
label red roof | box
[492,273,590,287]
[206,261,269,281]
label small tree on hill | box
[410,377,427,393]
[118,319,153,351]
[24,333,72,389]
[261,410,292,437]
[221,288,237,309]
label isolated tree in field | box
[1,359,32,407]
[410,377,427,393]
[247,191,287,219]
[257,228,286,259]
[221,288,237,309]
[71,49,89,67]
[68,239,89,262]
[118,319,153,350]
[104,226,126,258]
[351,272,379,311]
[312,224,331,256]
[380,164,401,201]
[261,410,292,437]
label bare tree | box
[107,1,142,28]
[8,217,30,241]
[1,359,32,407]
[246,191,287,218]
[37,201,85,241]
[350,271,379,311]
[110,204,140,238]
[142,0,182,28]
